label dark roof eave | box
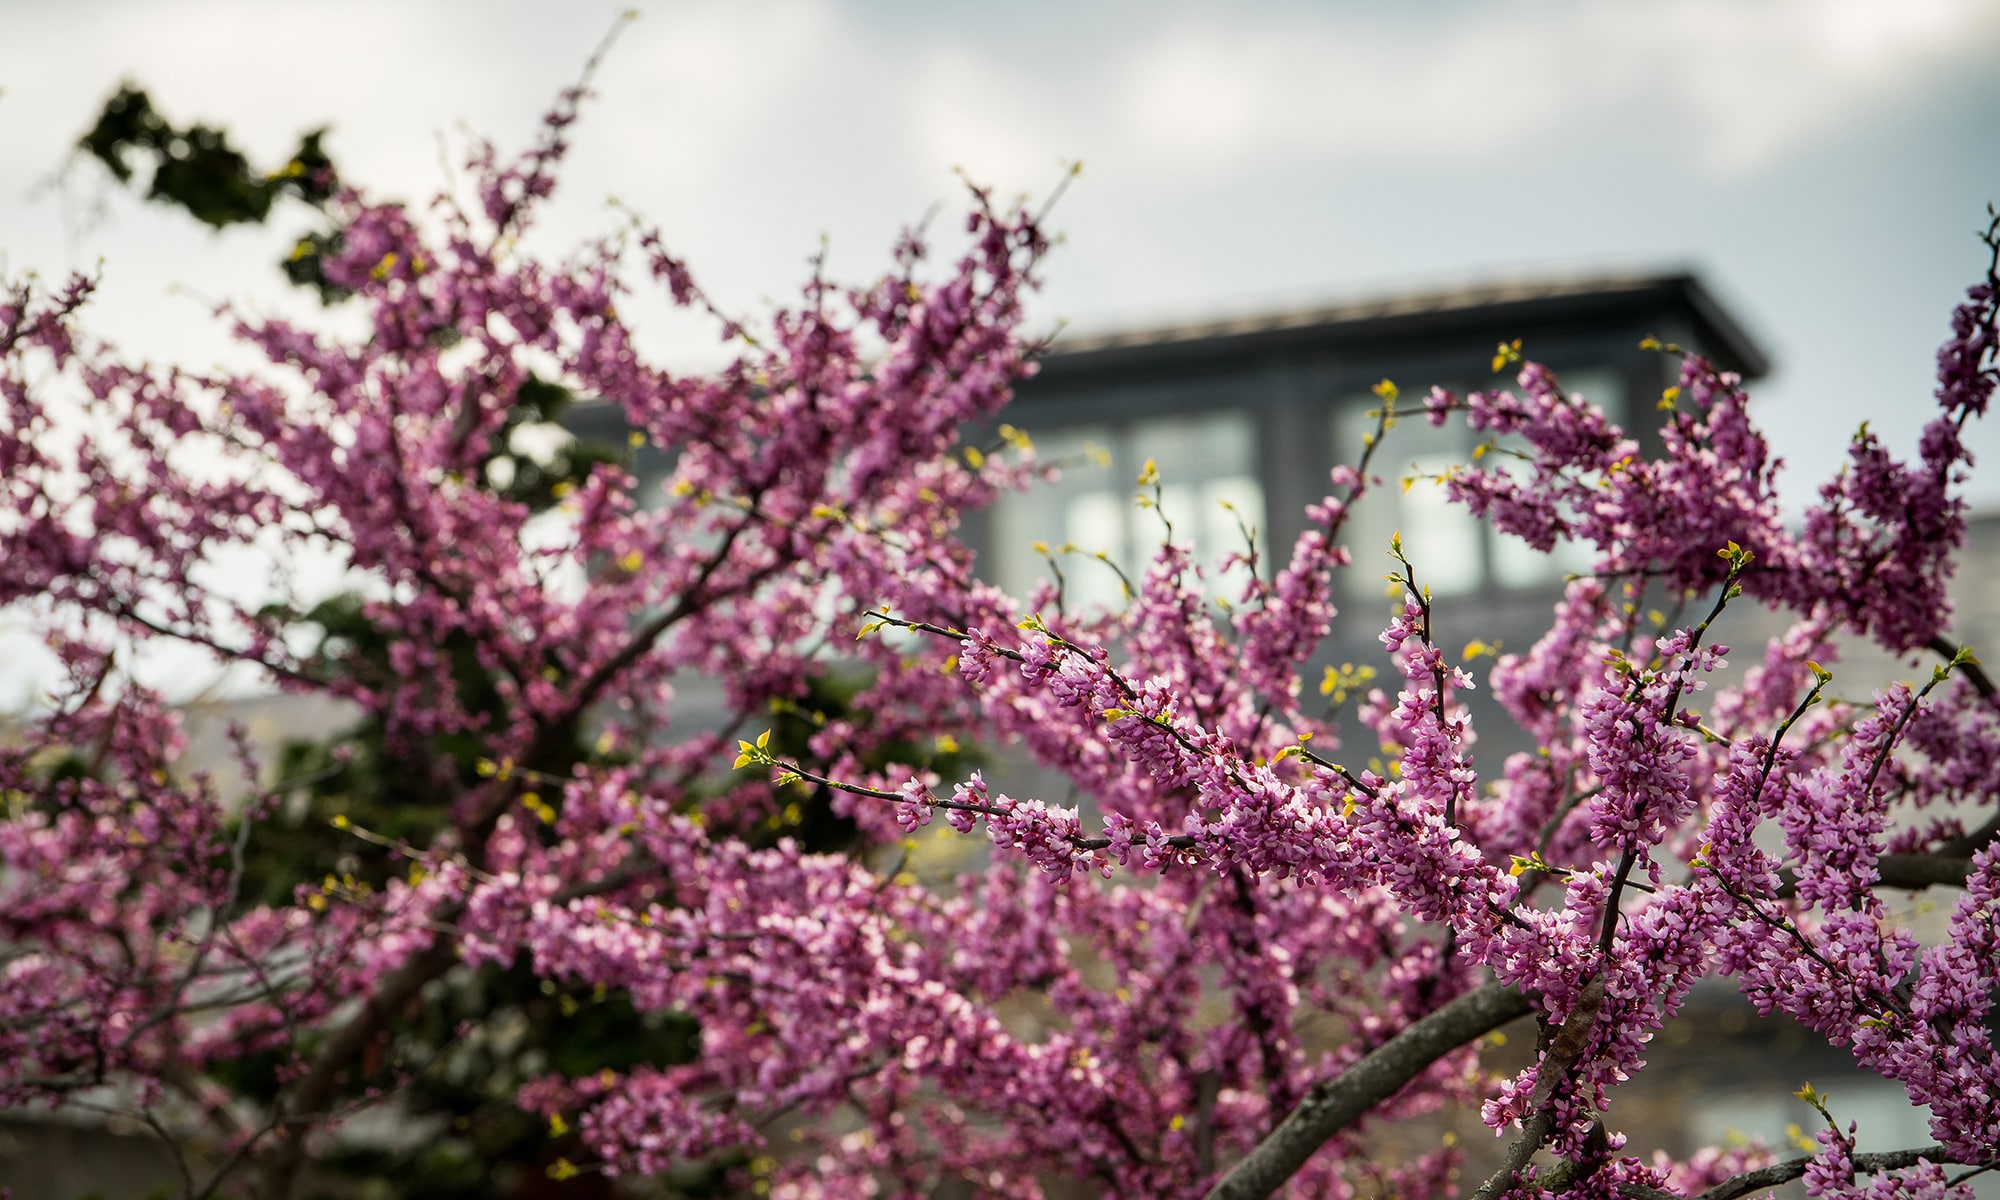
[1032,272,1770,382]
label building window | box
[1334,368,1625,596]
[989,410,1265,613]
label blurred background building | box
[977,270,1765,649]
[963,278,1990,1193]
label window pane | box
[1131,411,1262,602]
[989,425,1114,602]
[1401,454,1485,596]
[1204,474,1266,600]
[1491,524,1591,589]
[1336,398,1474,591]
[1066,490,1130,611]
[1336,366,1630,597]
[986,409,1264,612]
[1482,366,1625,589]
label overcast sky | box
[3,0,1999,506]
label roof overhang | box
[1032,272,1770,382]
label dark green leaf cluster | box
[491,375,627,513]
[77,86,349,300]
[78,86,337,228]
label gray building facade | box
[975,272,1769,764]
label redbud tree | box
[4,64,1999,1200]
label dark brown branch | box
[1535,1120,1613,1194]
[1202,983,1532,1200]
[1475,974,1606,1200]
[1626,1144,1984,1200]
[1475,1109,1557,1200]
[1940,810,2000,859]
[1774,853,1974,900]
[556,504,760,728]
[1876,852,1974,890]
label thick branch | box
[1474,974,1606,1200]
[1203,983,1532,1200]
[1877,852,1974,890]
[1775,852,1974,900]
[1940,811,2000,859]
[1475,1110,1557,1200]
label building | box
[981,271,1765,596]
[975,271,1768,765]
[984,278,2000,1191]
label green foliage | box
[78,86,338,227]
[754,670,979,854]
[489,375,628,513]
[288,962,700,1200]
[76,85,346,298]
[240,589,504,908]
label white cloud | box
[971,0,2000,178]
[910,45,1081,189]
[1108,16,1574,166]
[1632,0,1998,169]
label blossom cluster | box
[2,75,1999,1200]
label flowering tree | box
[4,62,1999,1200]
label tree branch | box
[1775,852,1974,900]
[1940,810,2000,859]
[1203,983,1532,1200]
[256,937,462,1198]
[1474,974,1605,1200]
[1876,853,1974,889]
[1635,1145,1985,1200]
[1475,1109,1557,1200]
